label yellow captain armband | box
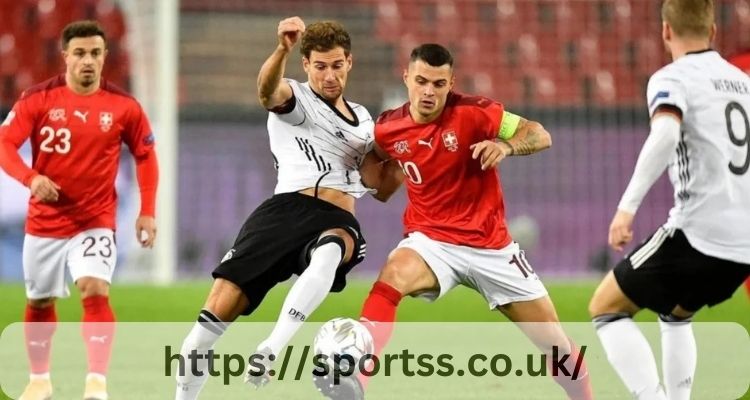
[498,111,521,140]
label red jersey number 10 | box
[397,160,423,184]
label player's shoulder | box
[448,92,499,109]
[346,100,373,121]
[19,75,66,101]
[100,79,138,102]
[376,102,410,125]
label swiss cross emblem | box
[442,131,458,152]
[394,140,410,155]
[99,112,113,132]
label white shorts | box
[23,228,117,299]
[398,232,548,309]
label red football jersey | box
[376,92,512,249]
[0,75,154,238]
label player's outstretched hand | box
[608,210,635,251]
[470,140,510,170]
[136,216,157,248]
[277,16,305,51]
[29,175,61,203]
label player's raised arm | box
[257,17,305,110]
[359,145,404,202]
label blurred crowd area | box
[1,0,749,279]
[1,0,749,114]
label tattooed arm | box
[498,118,552,156]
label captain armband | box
[498,111,521,140]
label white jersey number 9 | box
[39,126,72,154]
[726,102,749,176]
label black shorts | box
[614,227,750,315]
[212,192,366,315]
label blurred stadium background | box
[0,1,749,399]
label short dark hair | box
[61,20,107,50]
[300,21,351,58]
[410,44,453,68]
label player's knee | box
[378,248,431,293]
[313,232,349,262]
[76,277,110,298]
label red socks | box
[24,304,57,374]
[358,281,402,388]
[81,295,116,375]
[547,339,593,400]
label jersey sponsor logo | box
[48,108,66,122]
[394,140,411,154]
[417,137,433,149]
[649,91,670,108]
[99,112,113,132]
[442,131,459,152]
[73,109,89,123]
[1,111,15,126]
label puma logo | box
[74,110,89,123]
[417,138,433,149]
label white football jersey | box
[267,79,374,198]
[647,50,750,264]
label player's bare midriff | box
[298,187,355,214]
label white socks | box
[594,315,666,400]
[256,240,343,356]
[660,317,696,400]
[175,310,227,400]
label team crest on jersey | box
[1,111,15,126]
[48,108,66,122]
[99,112,113,132]
[394,140,411,154]
[442,131,459,152]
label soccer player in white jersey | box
[174,17,374,399]
[589,1,750,399]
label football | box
[313,317,374,370]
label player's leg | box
[254,228,353,361]
[68,228,119,400]
[469,241,592,400]
[658,305,695,400]
[175,277,251,400]
[589,269,665,400]
[497,296,593,400]
[20,234,69,400]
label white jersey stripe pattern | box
[268,79,374,197]
[647,50,750,264]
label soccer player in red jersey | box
[0,21,158,400]
[315,43,593,400]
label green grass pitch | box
[0,280,747,399]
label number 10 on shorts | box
[510,251,535,278]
